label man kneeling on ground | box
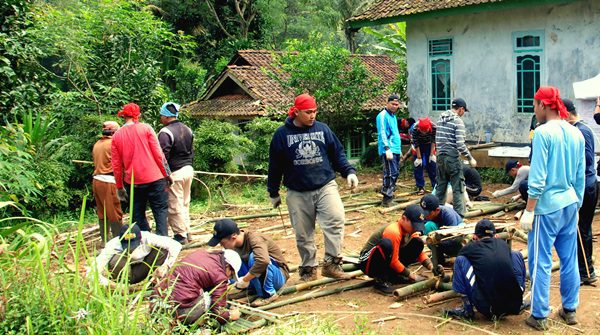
[445,219,526,320]
[152,249,242,325]
[91,224,182,285]
[358,205,443,295]
[208,219,289,307]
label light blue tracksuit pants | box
[238,252,286,298]
[528,203,579,318]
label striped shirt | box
[411,123,436,147]
[435,110,472,158]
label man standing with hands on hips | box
[519,86,585,331]
[267,93,359,282]
[376,94,402,207]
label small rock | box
[388,302,403,309]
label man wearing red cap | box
[519,86,585,330]
[92,121,123,246]
[411,117,437,195]
[267,93,359,281]
[111,103,172,236]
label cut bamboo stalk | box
[393,278,438,300]
[507,227,528,242]
[280,270,363,295]
[463,202,524,218]
[194,170,267,179]
[422,290,462,305]
[467,142,498,150]
[378,198,421,214]
[259,280,374,311]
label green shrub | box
[244,117,281,173]
[193,119,251,172]
[478,167,511,184]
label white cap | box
[223,249,241,282]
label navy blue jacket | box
[267,118,356,197]
[573,121,597,188]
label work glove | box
[469,157,477,168]
[117,188,128,202]
[154,265,169,279]
[429,154,436,163]
[492,190,500,198]
[414,158,422,167]
[235,278,250,290]
[385,149,393,161]
[270,196,281,209]
[347,174,359,189]
[510,194,522,202]
[520,210,534,233]
[432,264,445,277]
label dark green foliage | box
[244,117,281,172]
[193,119,251,172]
[478,167,512,184]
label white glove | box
[520,210,534,232]
[469,158,477,167]
[429,154,436,163]
[492,190,500,198]
[385,149,393,161]
[270,196,281,209]
[510,194,522,202]
[235,278,250,290]
[347,174,359,189]
[98,275,109,286]
[414,158,422,167]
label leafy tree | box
[244,117,281,172]
[193,119,251,172]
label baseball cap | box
[562,98,576,113]
[403,204,426,233]
[223,249,241,282]
[420,194,440,217]
[474,219,496,238]
[505,159,520,174]
[119,224,142,252]
[451,98,469,112]
[207,219,240,247]
[388,94,400,102]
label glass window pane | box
[516,55,540,113]
[431,59,451,111]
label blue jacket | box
[376,108,401,155]
[528,119,585,214]
[573,121,597,189]
[267,118,356,197]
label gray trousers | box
[434,154,466,216]
[286,180,345,267]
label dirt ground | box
[180,172,600,334]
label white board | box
[487,146,531,158]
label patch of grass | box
[477,167,512,184]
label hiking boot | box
[443,306,474,320]
[299,266,317,282]
[321,258,352,280]
[250,293,279,307]
[373,280,395,296]
[581,273,597,286]
[381,197,393,207]
[525,315,548,331]
[173,234,188,245]
[559,308,578,325]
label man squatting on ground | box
[563,98,598,285]
[492,160,530,202]
[519,86,585,331]
[92,121,123,246]
[111,102,172,236]
[445,219,526,320]
[358,205,443,295]
[153,249,242,325]
[420,194,463,265]
[434,98,477,218]
[208,219,289,307]
[376,94,402,207]
[267,93,359,281]
[91,224,182,285]
[158,102,194,245]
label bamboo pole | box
[258,280,374,311]
[280,270,363,295]
[463,202,524,218]
[194,170,267,179]
[378,198,420,214]
[422,290,462,305]
[467,142,498,150]
[392,278,438,300]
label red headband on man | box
[118,103,141,122]
[288,94,317,118]
[533,86,568,119]
[417,117,433,133]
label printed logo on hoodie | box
[287,132,325,166]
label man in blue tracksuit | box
[564,98,598,285]
[520,87,585,331]
[267,93,359,282]
[376,94,402,206]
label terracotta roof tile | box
[350,0,504,23]
[186,98,267,118]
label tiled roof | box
[186,50,399,118]
[349,0,504,23]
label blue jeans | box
[414,144,437,189]
[127,178,169,236]
[381,153,400,200]
[518,179,529,201]
[238,252,286,298]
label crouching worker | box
[445,219,526,320]
[208,219,289,307]
[358,205,443,295]
[153,249,242,325]
[420,194,463,266]
[91,224,182,285]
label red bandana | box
[287,94,317,118]
[118,103,141,122]
[417,117,433,133]
[533,86,568,119]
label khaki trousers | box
[92,179,123,241]
[167,165,193,237]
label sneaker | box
[581,273,598,286]
[173,234,188,245]
[321,261,352,280]
[373,280,395,296]
[299,266,317,282]
[558,308,577,325]
[443,306,474,320]
[381,197,393,207]
[525,315,548,331]
[250,293,279,307]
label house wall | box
[406,0,600,144]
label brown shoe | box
[321,259,352,280]
[558,308,577,325]
[299,266,317,282]
[250,293,279,307]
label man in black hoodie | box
[444,219,526,320]
[267,93,359,281]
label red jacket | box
[111,122,169,188]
